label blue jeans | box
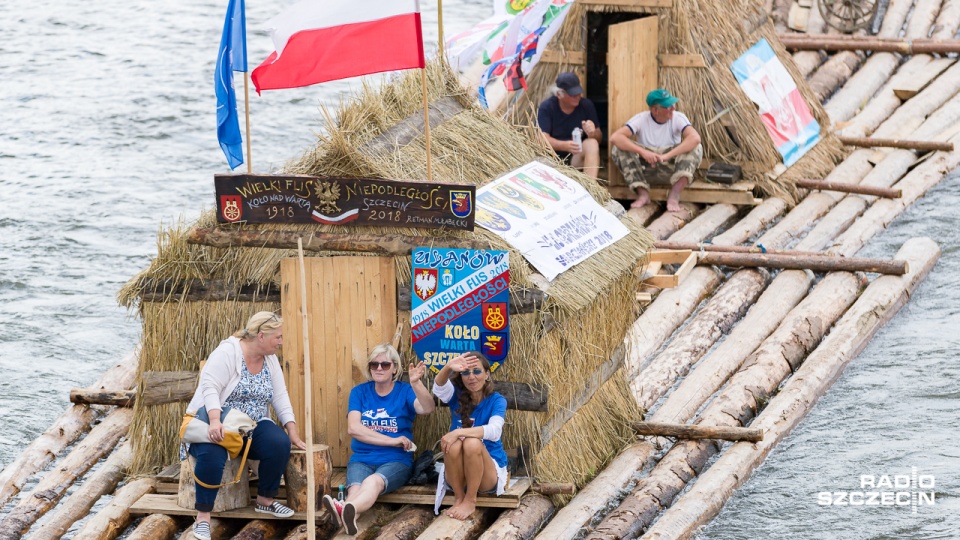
[346,461,412,495]
[189,420,290,512]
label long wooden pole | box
[795,178,902,199]
[296,239,316,540]
[836,135,953,152]
[420,69,433,182]
[778,34,960,54]
[437,0,444,55]
[244,73,252,174]
[698,250,909,275]
[631,421,763,442]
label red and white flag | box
[252,0,425,93]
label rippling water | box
[1,1,957,538]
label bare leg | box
[581,139,600,179]
[630,188,651,209]
[442,439,466,510]
[667,177,689,212]
[446,439,498,520]
[346,474,385,513]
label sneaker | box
[254,500,295,518]
[341,501,358,535]
[193,520,211,540]
[321,494,344,528]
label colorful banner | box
[411,248,510,373]
[474,162,629,281]
[731,38,821,167]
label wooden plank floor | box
[608,181,762,205]
[134,467,530,518]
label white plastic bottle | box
[572,128,582,153]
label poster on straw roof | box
[410,248,510,373]
[474,162,629,281]
[731,38,821,167]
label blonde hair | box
[234,311,282,339]
[361,343,403,381]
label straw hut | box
[487,0,846,202]
[119,61,654,497]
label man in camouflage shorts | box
[610,89,703,212]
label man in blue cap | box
[537,72,602,179]
[610,88,703,212]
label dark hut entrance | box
[585,11,659,187]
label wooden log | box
[178,453,250,513]
[778,35,960,54]
[807,50,862,102]
[710,198,786,246]
[534,444,655,540]
[664,204,738,244]
[285,444,333,512]
[642,238,939,539]
[284,521,340,540]
[138,278,281,303]
[836,136,953,152]
[0,408,134,539]
[632,269,769,411]
[72,477,157,540]
[696,251,908,275]
[645,202,700,241]
[0,350,137,507]
[931,0,960,40]
[892,57,955,101]
[415,508,495,540]
[69,389,134,407]
[125,514,180,540]
[373,506,434,539]
[231,519,295,540]
[187,228,490,254]
[30,443,133,540]
[631,421,763,442]
[871,62,960,142]
[587,272,861,540]
[795,178,901,198]
[478,494,555,540]
[656,240,879,258]
[625,203,660,227]
[650,269,813,426]
[141,370,200,406]
[530,483,576,496]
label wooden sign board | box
[215,174,475,231]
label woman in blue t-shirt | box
[322,344,434,535]
[432,351,508,519]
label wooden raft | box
[130,467,532,519]
[608,180,762,205]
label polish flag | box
[252,0,425,93]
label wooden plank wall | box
[280,257,397,466]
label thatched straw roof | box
[505,0,846,204]
[120,61,654,495]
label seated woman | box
[322,344,434,535]
[183,311,306,540]
[432,351,509,519]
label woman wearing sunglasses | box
[431,351,508,520]
[322,344,434,535]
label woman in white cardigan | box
[184,312,306,540]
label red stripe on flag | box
[252,13,425,92]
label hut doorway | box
[585,12,659,187]
[280,256,398,467]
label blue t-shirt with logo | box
[348,381,418,467]
[448,388,508,468]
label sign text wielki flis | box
[215,174,475,231]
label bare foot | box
[630,189,650,208]
[666,177,689,212]
[445,501,476,520]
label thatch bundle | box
[507,0,846,203]
[120,61,654,495]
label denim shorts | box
[346,461,412,495]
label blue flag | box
[216,0,247,169]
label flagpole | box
[244,73,252,174]
[438,0,444,55]
[421,68,433,182]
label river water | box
[1,1,956,538]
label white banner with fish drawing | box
[474,161,629,281]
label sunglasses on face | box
[460,368,484,378]
[368,361,394,371]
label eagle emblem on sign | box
[414,268,438,301]
[450,190,473,218]
[220,195,242,222]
